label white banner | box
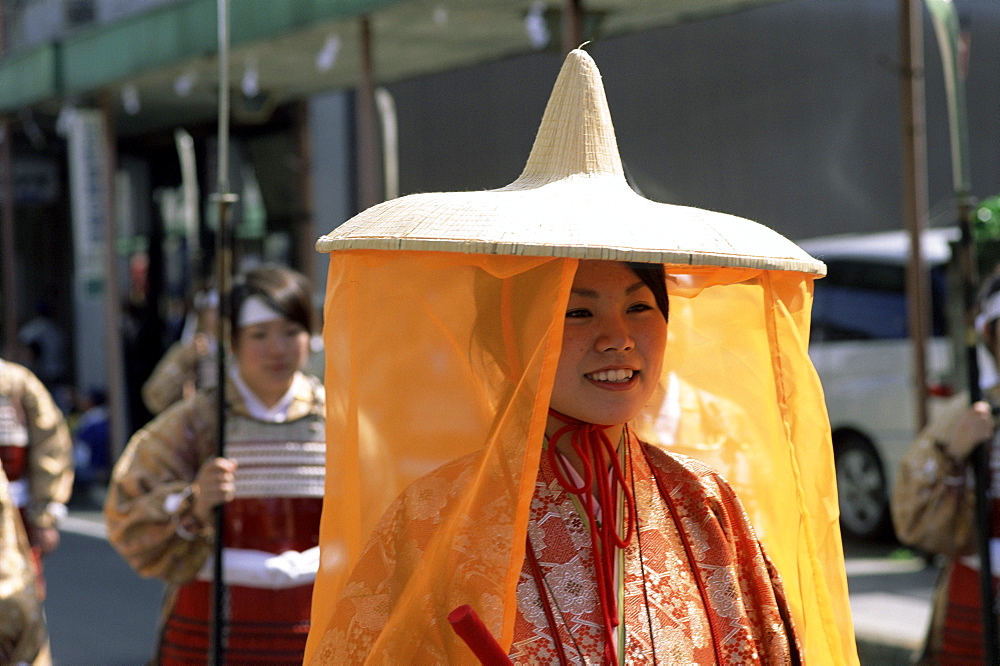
[66,109,109,393]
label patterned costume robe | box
[0,359,72,534]
[324,431,799,663]
[0,464,45,663]
[0,357,73,604]
[892,388,1000,664]
[141,339,218,415]
[105,372,325,665]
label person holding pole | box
[104,264,325,664]
[305,48,856,664]
[893,268,1000,664]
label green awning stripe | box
[0,45,59,111]
[11,0,406,103]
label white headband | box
[976,291,1000,336]
[238,295,283,328]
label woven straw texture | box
[316,49,825,277]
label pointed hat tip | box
[515,47,625,184]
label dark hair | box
[230,264,315,347]
[626,262,669,322]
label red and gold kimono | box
[105,372,325,665]
[323,429,799,663]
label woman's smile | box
[584,367,638,387]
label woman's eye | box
[565,308,591,319]
[628,302,654,313]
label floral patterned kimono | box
[323,429,799,663]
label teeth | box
[587,369,634,383]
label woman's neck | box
[545,414,624,475]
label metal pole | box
[210,1,238,663]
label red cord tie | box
[545,409,637,664]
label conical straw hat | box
[317,49,825,276]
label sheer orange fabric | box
[305,250,857,665]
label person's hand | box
[182,333,212,365]
[28,525,60,556]
[948,401,996,461]
[191,332,212,358]
[192,457,238,522]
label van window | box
[810,260,948,341]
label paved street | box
[44,492,936,664]
[45,510,162,665]
[844,535,938,664]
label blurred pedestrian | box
[105,264,326,664]
[893,267,1000,664]
[71,389,110,498]
[0,355,73,665]
[0,464,45,664]
[17,301,69,413]
[141,289,219,415]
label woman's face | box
[234,317,310,403]
[549,260,667,428]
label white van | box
[799,227,961,540]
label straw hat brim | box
[316,49,825,277]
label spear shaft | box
[210,0,239,662]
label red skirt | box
[939,560,996,665]
[159,497,321,665]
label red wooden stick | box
[448,605,513,665]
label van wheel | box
[834,434,890,540]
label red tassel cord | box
[545,409,637,664]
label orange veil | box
[306,49,858,665]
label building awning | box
[0,0,791,134]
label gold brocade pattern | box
[317,432,798,664]
[0,467,44,663]
[0,359,72,529]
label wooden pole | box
[562,0,582,54]
[899,0,931,431]
[0,119,17,358]
[99,94,127,462]
[356,16,380,210]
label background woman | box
[105,264,325,664]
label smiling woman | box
[306,49,856,665]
